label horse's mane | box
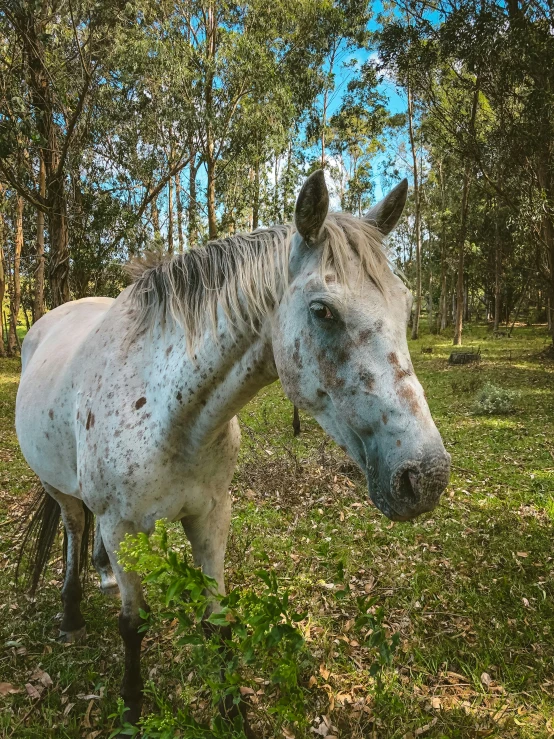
[126,213,389,345]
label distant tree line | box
[1,0,553,354]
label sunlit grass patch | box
[0,325,553,737]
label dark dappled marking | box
[135,397,147,410]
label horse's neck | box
[146,313,278,449]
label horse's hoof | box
[100,581,120,597]
[58,626,87,644]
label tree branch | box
[0,161,50,213]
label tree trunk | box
[436,162,447,333]
[252,163,260,230]
[8,196,24,354]
[453,161,471,346]
[23,9,71,308]
[167,174,174,254]
[151,195,161,244]
[175,173,184,253]
[188,147,199,247]
[283,142,293,222]
[0,188,6,357]
[321,87,328,168]
[453,78,480,346]
[407,81,422,340]
[34,154,46,321]
[493,202,501,332]
[205,2,217,239]
[206,150,217,239]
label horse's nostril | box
[397,468,419,504]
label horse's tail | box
[16,485,94,594]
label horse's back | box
[17,297,115,493]
[21,297,115,374]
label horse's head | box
[272,171,450,521]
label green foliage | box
[471,382,518,416]
[116,522,309,737]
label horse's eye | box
[310,302,334,321]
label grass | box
[1,323,554,738]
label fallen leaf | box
[239,686,255,695]
[415,718,438,735]
[516,552,528,557]
[25,683,41,700]
[0,682,19,696]
[30,669,53,688]
[319,664,330,681]
[364,577,375,593]
[308,676,317,688]
[82,699,94,729]
[63,701,75,716]
[481,672,492,688]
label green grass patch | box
[1,325,554,737]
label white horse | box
[15,171,450,726]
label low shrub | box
[471,382,518,415]
[110,523,400,738]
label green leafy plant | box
[113,522,308,738]
[471,382,519,415]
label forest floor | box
[1,324,554,738]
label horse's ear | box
[295,170,329,244]
[365,179,408,235]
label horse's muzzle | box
[383,452,451,521]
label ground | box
[1,324,554,738]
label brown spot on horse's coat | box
[360,370,375,391]
[292,338,303,369]
[135,397,147,410]
[166,345,173,356]
[86,411,95,430]
[398,384,420,415]
[388,351,412,382]
[176,391,183,402]
[396,439,402,447]
[48,409,54,419]
[382,412,388,425]
[358,328,372,343]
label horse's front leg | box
[181,495,254,737]
[100,517,148,726]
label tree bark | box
[407,81,422,340]
[23,9,71,307]
[151,194,161,244]
[205,3,217,239]
[252,163,260,230]
[34,154,46,321]
[493,200,502,332]
[188,147,199,247]
[453,78,480,346]
[0,185,6,357]
[175,173,184,253]
[436,162,447,333]
[8,196,23,354]
[167,174,174,255]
